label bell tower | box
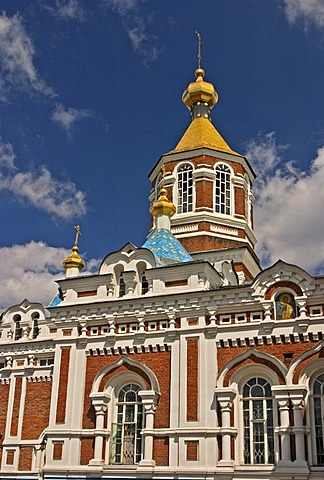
[148,47,260,281]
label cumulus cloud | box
[245,133,324,274]
[105,0,159,64]
[0,242,100,310]
[0,13,55,100]
[0,136,87,220]
[45,0,85,21]
[284,0,324,29]
[52,103,91,135]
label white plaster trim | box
[210,225,239,236]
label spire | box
[170,33,238,155]
[63,225,85,277]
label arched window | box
[141,274,149,295]
[14,314,22,341]
[111,384,143,465]
[177,164,193,213]
[313,374,324,464]
[32,312,40,339]
[119,273,126,297]
[215,164,231,215]
[242,377,274,465]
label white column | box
[215,388,236,466]
[139,390,159,467]
[290,386,307,466]
[89,392,111,466]
[277,399,291,463]
[272,386,291,466]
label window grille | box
[215,164,231,215]
[111,384,143,465]
[313,374,324,464]
[242,377,274,465]
[177,164,193,213]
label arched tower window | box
[32,312,40,339]
[313,374,324,464]
[242,377,275,465]
[119,273,126,297]
[14,314,22,341]
[111,383,143,465]
[215,164,231,215]
[177,164,193,213]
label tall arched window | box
[111,384,143,465]
[32,312,40,339]
[215,164,231,215]
[313,374,324,464]
[242,377,275,465]
[119,273,126,297]
[177,164,193,213]
[14,314,22,341]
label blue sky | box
[0,0,324,308]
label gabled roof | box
[143,228,192,263]
[170,117,239,156]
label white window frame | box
[214,163,232,216]
[176,163,194,214]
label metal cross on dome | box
[74,225,81,247]
[195,31,202,69]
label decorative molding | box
[210,225,239,236]
[171,224,199,234]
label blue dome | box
[143,228,192,263]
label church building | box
[1,61,324,480]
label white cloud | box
[45,0,85,21]
[52,103,91,135]
[0,13,55,100]
[245,133,324,274]
[0,136,87,220]
[0,137,16,169]
[0,242,100,310]
[284,0,324,29]
[105,0,159,64]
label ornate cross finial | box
[195,31,202,69]
[74,225,81,247]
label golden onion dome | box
[182,68,218,110]
[63,245,85,271]
[150,188,176,218]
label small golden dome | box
[151,188,176,218]
[63,245,85,271]
[182,68,218,109]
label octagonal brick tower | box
[148,68,261,282]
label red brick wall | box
[187,337,199,422]
[6,450,15,465]
[235,262,254,281]
[83,351,171,430]
[80,437,94,465]
[56,347,71,424]
[0,382,10,464]
[218,342,316,386]
[153,437,169,465]
[18,446,33,470]
[196,180,213,209]
[234,186,245,216]
[186,440,199,461]
[10,376,23,436]
[53,441,63,460]
[180,234,245,254]
[265,281,302,299]
[163,155,246,177]
[22,380,52,439]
